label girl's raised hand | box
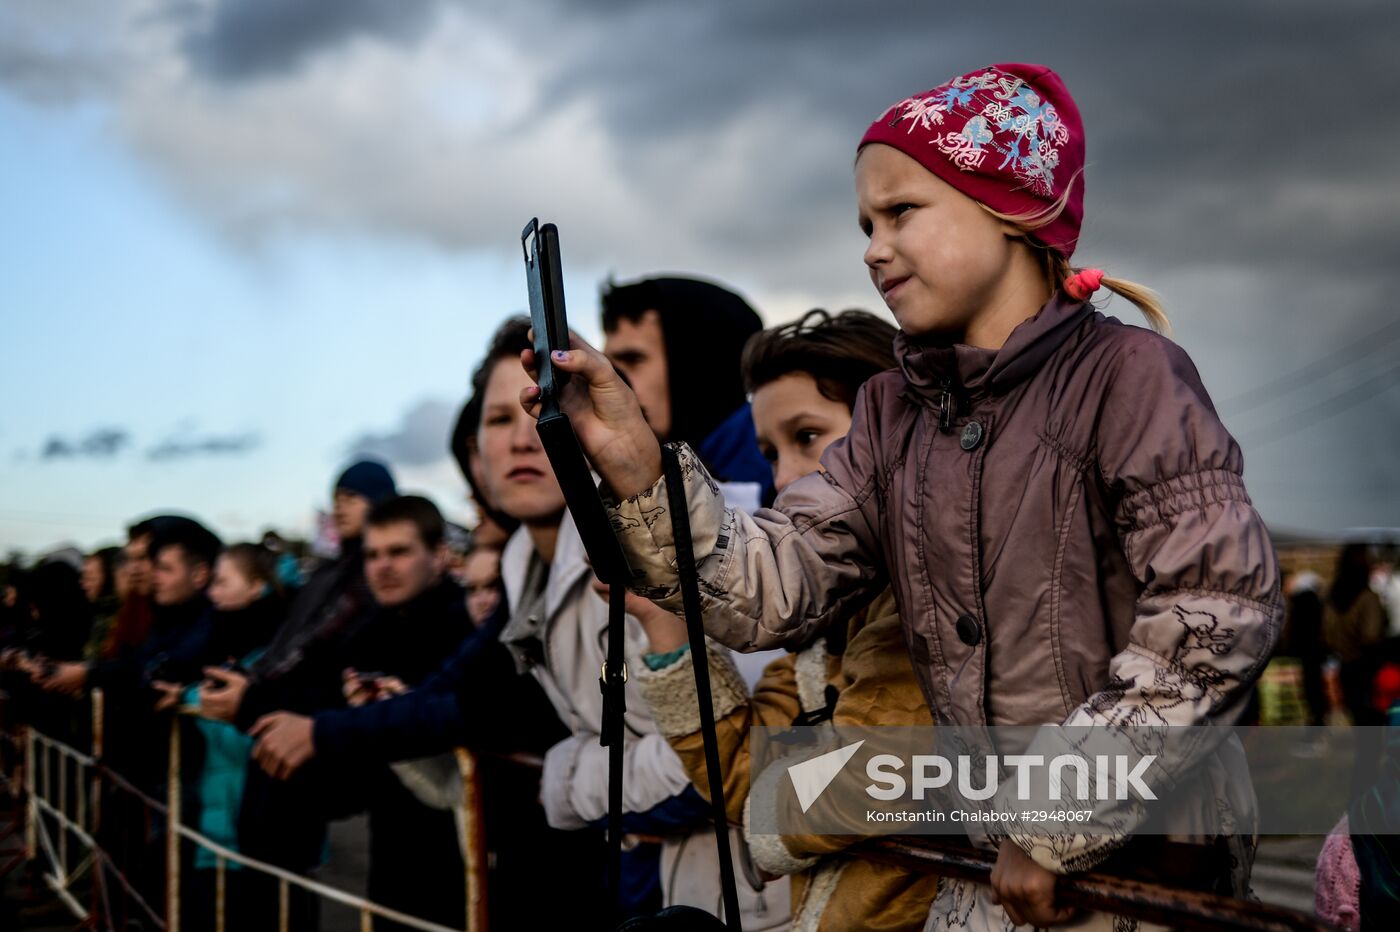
[520,331,663,499]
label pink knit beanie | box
[859,63,1086,257]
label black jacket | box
[235,543,374,730]
[238,576,474,730]
[312,601,565,762]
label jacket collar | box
[501,508,594,629]
[895,290,1093,409]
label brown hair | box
[222,543,282,597]
[741,309,898,410]
[367,494,447,551]
[978,171,1171,336]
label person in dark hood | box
[601,275,774,504]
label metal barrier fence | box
[4,690,485,931]
[4,689,1332,931]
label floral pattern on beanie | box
[881,68,1070,198]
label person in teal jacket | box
[172,544,285,929]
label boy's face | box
[856,143,1019,339]
[604,309,671,439]
[476,358,566,525]
[152,545,209,607]
[364,520,444,608]
[751,372,853,495]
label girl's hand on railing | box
[520,332,663,500]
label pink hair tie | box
[1064,268,1104,301]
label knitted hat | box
[335,459,397,504]
[859,63,1085,257]
[1315,815,1360,931]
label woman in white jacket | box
[471,317,787,926]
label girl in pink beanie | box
[526,63,1279,931]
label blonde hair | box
[977,173,1171,336]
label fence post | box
[455,748,487,932]
[89,690,104,927]
[167,716,181,932]
[23,727,35,860]
[215,855,226,932]
[57,748,68,884]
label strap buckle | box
[600,661,628,685]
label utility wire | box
[1233,359,1400,448]
[1218,316,1400,416]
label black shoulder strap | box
[602,577,627,923]
[603,446,742,930]
[661,445,743,930]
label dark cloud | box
[182,0,443,81]
[146,432,260,461]
[41,428,131,460]
[4,1,1395,531]
[345,398,455,467]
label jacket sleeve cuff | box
[635,640,749,738]
[540,735,590,830]
[604,443,729,606]
[742,781,820,876]
[311,711,347,759]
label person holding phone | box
[522,64,1281,931]
[485,316,786,924]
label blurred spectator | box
[24,560,94,663]
[261,529,306,590]
[204,544,286,666]
[1372,547,1400,638]
[100,519,161,661]
[81,546,125,660]
[176,543,287,931]
[40,517,221,700]
[1324,544,1391,726]
[1282,569,1328,725]
[249,494,473,930]
[196,461,395,926]
[460,545,503,627]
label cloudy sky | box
[3,0,1397,555]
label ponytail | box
[1046,252,1171,337]
[977,172,1171,336]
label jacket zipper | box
[938,378,957,433]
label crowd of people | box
[3,61,1399,931]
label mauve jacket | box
[605,292,1282,885]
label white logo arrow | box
[787,740,866,813]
